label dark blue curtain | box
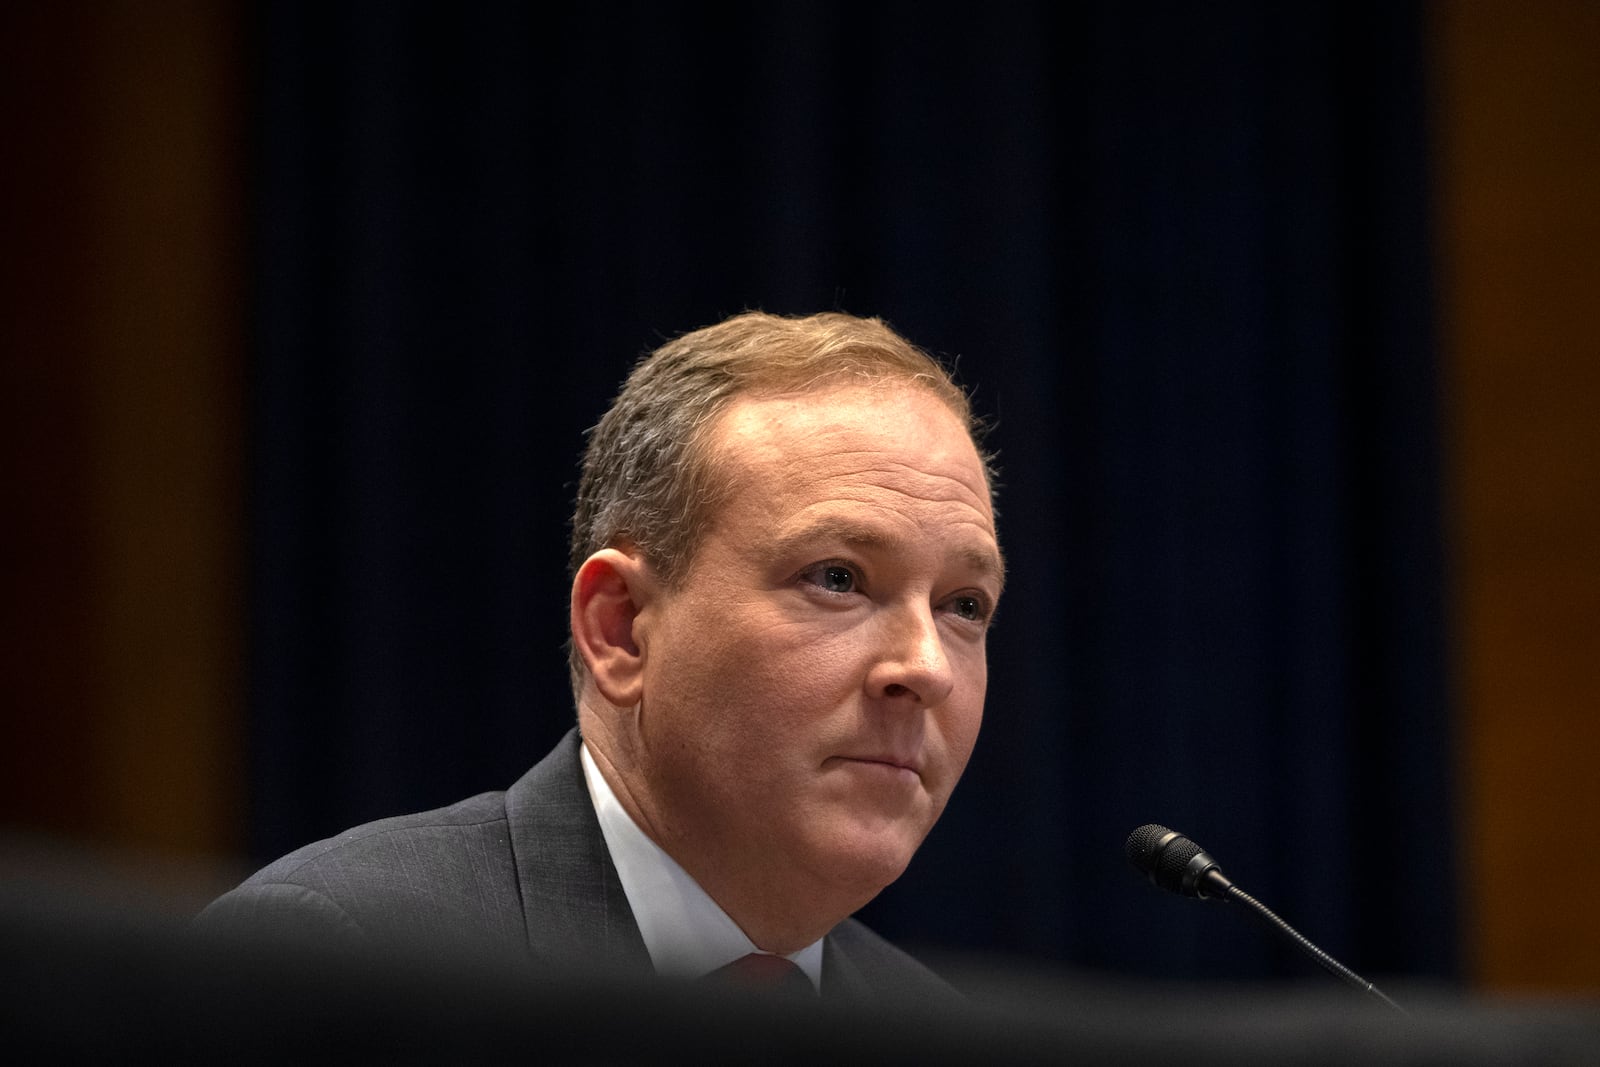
[248,1,1456,984]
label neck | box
[579,700,874,954]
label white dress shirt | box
[579,741,823,990]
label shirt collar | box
[579,741,824,990]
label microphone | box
[1124,823,1235,899]
[1124,823,1405,1015]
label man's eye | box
[947,595,989,624]
[802,563,858,594]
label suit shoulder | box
[202,790,524,949]
[241,789,512,887]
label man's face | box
[627,381,1002,905]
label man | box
[199,311,1004,1005]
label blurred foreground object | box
[4,867,1596,1066]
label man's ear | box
[570,548,654,708]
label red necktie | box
[706,953,816,997]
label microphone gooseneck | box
[1123,823,1406,1015]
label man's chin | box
[810,828,925,899]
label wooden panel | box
[1433,1,1600,991]
[84,3,246,861]
[0,9,100,840]
[0,4,243,875]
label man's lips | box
[832,754,923,779]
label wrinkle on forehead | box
[729,450,996,546]
[787,451,992,514]
[715,391,995,516]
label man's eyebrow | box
[962,544,1007,595]
[757,518,894,568]
[764,517,1006,592]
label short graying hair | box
[567,310,994,690]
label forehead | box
[704,382,999,547]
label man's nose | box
[866,602,955,706]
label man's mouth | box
[833,754,923,781]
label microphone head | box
[1125,824,1173,866]
[1124,823,1233,899]
[1125,823,1184,882]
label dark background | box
[7,1,1598,993]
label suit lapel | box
[821,931,876,1005]
[503,728,651,974]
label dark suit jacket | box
[198,729,960,1007]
